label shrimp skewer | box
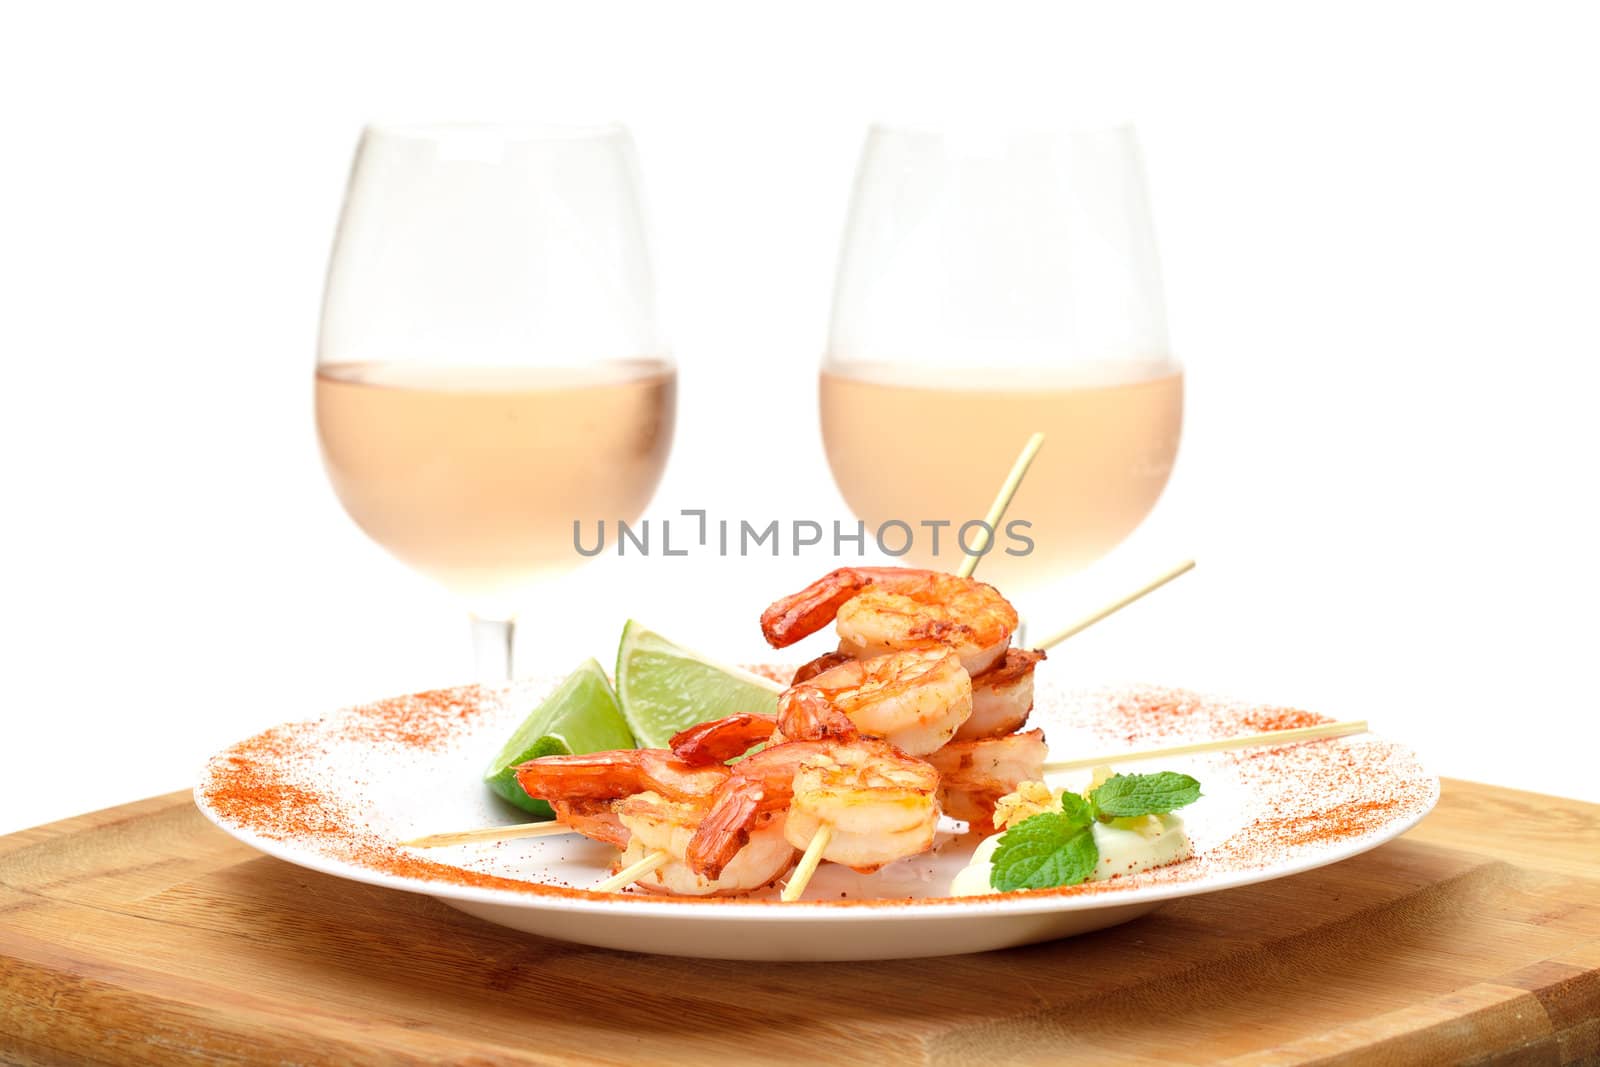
[676,647,1031,834]
[924,728,1047,833]
[761,567,1019,676]
[673,705,1045,837]
[672,649,973,761]
[956,648,1046,741]
[686,738,940,887]
[684,740,842,878]
[608,791,795,897]
[783,743,942,870]
[779,648,973,755]
[513,748,798,895]
[798,646,1046,743]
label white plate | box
[195,674,1437,961]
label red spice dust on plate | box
[195,675,1437,915]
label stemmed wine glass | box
[316,123,674,679]
[821,123,1182,607]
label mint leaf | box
[989,813,1098,891]
[1058,789,1095,828]
[1091,772,1202,818]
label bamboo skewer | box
[782,433,1046,902]
[956,432,1046,580]
[1043,719,1368,773]
[1035,560,1196,651]
[595,849,673,893]
[402,821,575,848]
[781,825,833,902]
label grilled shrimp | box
[797,643,1042,744]
[955,648,1046,741]
[924,728,1047,832]
[782,741,941,872]
[667,693,861,767]
[774,686,863,744]
[514,748,729,805]
[687,737,939,879]
[681,650,970,759]
[780,649,971,755]
[613,791,795,897]
[686,739,843,878]
[761,567,1018,676]
[665,692,861,769]
[669,712,778,766]
[548,798,629,849]
[791,651,853,685]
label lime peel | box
[615,620,783,748]
[482,658,635,817]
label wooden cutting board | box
[1,780,1597,1066]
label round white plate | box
[195,674,1437,961]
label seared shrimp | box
[924,728,1047,832]
[613,791,794,897]
[781,649,971,755]
[548,798,629,849]
[774,686,862,744]
[515,748,728,806]
[667,688,859,768]
[686,739,843,878]
[761,567,1018,676]
[791,651,853,685]
[955,648,1046,741]
[669,712,778,766]
[783,741,941,871]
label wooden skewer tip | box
[1042,719,1369,774]
[957,431,1046,580]
[401,821,575,848]
[1035,559,1197,651]
[781,825,833,902]
[595,849,673,893]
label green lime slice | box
[615,620,783,748]
[483,658,636,818]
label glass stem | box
[470,615,515,681]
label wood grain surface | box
[1,780,1597,1065]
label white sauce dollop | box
[950,814,1192,896]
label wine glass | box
[316,123,674,679]
[821,123,1181,608]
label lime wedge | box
[615,620,783,748]
[483,659,636,818]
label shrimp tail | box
[791,651,854,685]
[549,799,630,850]
[684,741,824,877]
[685,779,766,879]
[669,713,778,765]
[514,750,644,803]
[776,687,861,743]
[760,568,872,648]
[973,646,1046,682]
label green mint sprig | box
[988,771,1203,892]
[1091,771,1202,818]
[988,792,1096,891]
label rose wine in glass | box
[316,124,673,678]
[822,124,1181,596]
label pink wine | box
[316,360,675,608]
[819,362,1182,588]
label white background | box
[2,1,1597,835]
